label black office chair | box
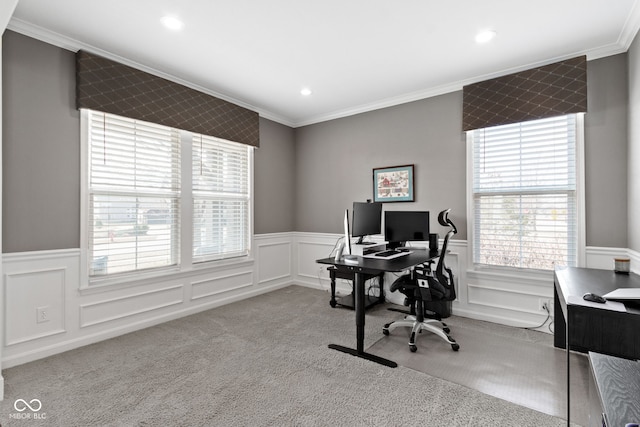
[382,209,459,352]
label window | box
[87,111,181,277]
[469,114,582,270]
[84,110,252,282]
[192,134,251,263]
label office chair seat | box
[382,275,459,352]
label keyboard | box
[374,250,407,258]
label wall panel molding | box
[1,235,633,368]
[191,271,253,301]
[80,285,184,328]
[5,267,67,346]
[255,236,292,284]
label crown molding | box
[618,0,640,49]
[294,44,631,127]
[8,9,640,130]
[6,18,296,128]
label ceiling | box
[6,0,640,127]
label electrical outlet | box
[538,298,552,312]
[36,306,50,323]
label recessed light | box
[475,30,496,44]
[300,88,312,96]
[161,16,184,31]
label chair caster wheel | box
[410,345,417,352]
[382,328,389,336]
[443,327,450,334]
[451,343,460,351]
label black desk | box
[554,266,640,426]
[317,249,437,368]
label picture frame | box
[373,164,414,203]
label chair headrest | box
[437,209,457,235]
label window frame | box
[80,109,254,289]
[466,113,586,274]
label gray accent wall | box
[2,31,80,252]
[585,54,628,248]
[1,30,634,252]
[294,93,468,239]
[294,55,630,248]
[629,31,640,252]
[1,31,296,252]
[254,118,296,234]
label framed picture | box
[373,165,414,203]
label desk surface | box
[555,266,640,318]
[317,249,438,274]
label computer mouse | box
[583,292,606,303]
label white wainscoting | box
[1,233,294,368]
[291,233,634,329]
[1,232,633,368]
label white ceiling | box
[7,0,640,127]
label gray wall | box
[629,31,640,252]
[585,54,629,248]
[1,30,634,252]
[254,118,296,234]
[294,54,630,248]
[2,30,80,252]
[294,92,468,239]
[1,31,296,253]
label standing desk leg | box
[328,271,397,368]
[355,270,365,353]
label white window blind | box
[87,111,181,277]
[192,134,250,263]
[471,114,577,270]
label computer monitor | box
[384,211,430,250]
[351,201,382,244]
[343,209,352,255]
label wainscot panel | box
[80,285,184,328]
[2,234,295,368]
[191,271,253,301]
[256,235,292,285]
[5,267,67,346]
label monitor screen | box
[351,202,382,244]
[384,211,430,249]
[343,209,352,255]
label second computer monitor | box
[384,211,430,250]
[352,202,382,244]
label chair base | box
[383,315,460,352]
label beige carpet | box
[367,312,590,426]
[0,286,577,426]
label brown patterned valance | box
[462,56,587,131]
[76,50,259,147]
